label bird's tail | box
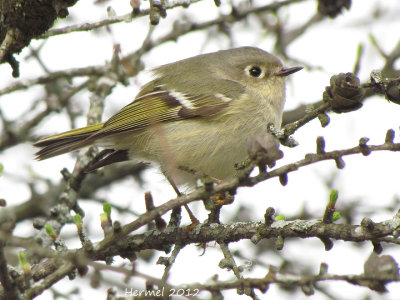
[33,123,104,160]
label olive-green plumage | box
[34,47,302,186]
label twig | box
[369,34,388,59]
[39,0,304,40]
[93,134,400,253]
[0,29,17,62]
[100,209,400,256]
[275,13,325,57]
[23,262,75,299]
[282,102,331,136]
[353,43,364,76]
[160,243,183,284]
[6,202,400,297]
[219,243,242,279]
[249,133,400,187]
[129,0,307,59]
[0,66,107,96]
[0,243,20,299]
[160,271,400,295]
[39,0,204,38]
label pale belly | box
[105,110,280,187]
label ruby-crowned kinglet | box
[34,47,302,187]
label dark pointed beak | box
[275,66,303,77]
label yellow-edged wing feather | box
[35,123,104,146]
[34,86,232,160]
[34,123,104,159]
[88,88,230,139]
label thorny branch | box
[39,0,205,39]
[0,0,306,97]
[39,0,306,39]
[76,134,400,257]
[2,203,400,297]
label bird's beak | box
[275,66,303,77]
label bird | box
[34,47,302,188]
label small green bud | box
[100,212,108,224]
[74,214,83,231]
[0,163,3,176]
[45,224,57,239]
[18,251,31,274]
[329,189,339,205]
[275,214,286,221]
[74,214,82,225]
[103,202,111,217]
[332,212,341,222]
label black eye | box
[249,66,262,77]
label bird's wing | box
[91,82,242,139]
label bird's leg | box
[165,175,200,229]
[178,166,235,207]
[210,190,234,206]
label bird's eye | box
[248,66,262,77]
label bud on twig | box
[359,137,371,156]
[316,136,326,154]
[385,129,395,144]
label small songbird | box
[34,47,302,187]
